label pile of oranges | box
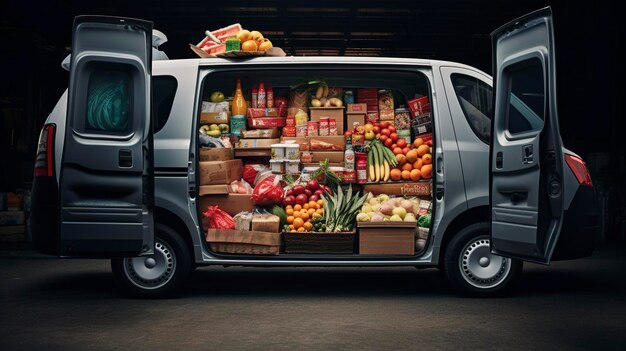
[285,199,324,232]
[390,138,433,181]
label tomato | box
[379,135,388,142]
[390,133,398,142]
[344,130,353,136]
[388,126,396,133]
[380,121,390,128]
[391,144,397,150]
[384,138,394,147]
[373,126,381,134]
[380,129,391,136]
[396,139,407,148]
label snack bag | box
[202,206,235,230]
[250,175,284,206]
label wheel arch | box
[439,205,489,266]
[155,206,193,255]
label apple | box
[210,91,225,103]
[373,126,381,134]
[364,123,374,133]
[364,130,375,140]
[391,144,397,150]
[380,121,390,129]
[402,147,411,155]
[379,135,388,142]
[384,138,394,147]
[388,126,396,133]
[380,129,391,136]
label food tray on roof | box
[190,45,286,58]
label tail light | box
[564,153,592,187]
[34,124,55,177]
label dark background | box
[1,0,624,240]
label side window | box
[85,67,132,133]
[451,74,492,143]
[505,58,545,135]
[153,76,178,134]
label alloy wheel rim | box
[459,236,511,289]
[123,239,176,290]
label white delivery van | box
[30,8,599,297]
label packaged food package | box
[202,101,230,113]
[233,212,253,231]
[243,164,268,185]
[251,176,284,206]
[251,214,281,233]
[407,96,431,116]
[202,205,236,230]
[229,179,253,194]
[378,89,394,111]
[394,108,411,129]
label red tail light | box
[34,124,55,177]
[564,153,592,186]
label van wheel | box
[443,223,522,297]
[111,224,191,298]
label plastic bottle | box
[344,138,355,171]
[232,78,247,116]
[267,84,274,108]
[251,84,258,108]
[257,81,266,108]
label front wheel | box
[111,224,191,298]
[444,223,523,297]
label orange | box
[395,154,406,166]
[315,204,321,210]
[390,168,402,181]
[401,163,413,172]
[308,208,316,216]
[297,227,306,232]
[303,221,313,231]
[420,164,432,179]
[401,170,411,180]
[316,208,323,215]
[413,137,424,148]
[309,201,317,209]
[416,144,430,157]
[312,212,322,218]
[300,212,310,221]
[289,224,295,231]
[293,217,304,229]
[410,169,421,181]
[422,153,432,165]
[413,159,423,170]
[285,205,293,211]
[406,150,418,163]
[393,147,404,155]
[293,204,302,212]
[293,210,301,218]
[287,216,295,224]
[317,199,324,207]
[286,208,294,216]
[303,203,309,210]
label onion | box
[379,203,394,215]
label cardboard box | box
[247,117,286,128]
[302,162,344,168]
[198,193,254,217]
[357,88,378,99]
[251,214,281,233]
[379,109,395,121]
[236,138,280,148]
[0,211,25,225]
[201,101,229,113]
[358,97,379,106]
[200,111,230,124]
[241,128,280,139]
[198,159,243,185]
[309,135,346,151]
[309,107,345,134]
[358,222,415,255]
[198,184,230,195]
[347,113,366,130]
[281,137,310,151]
[199,148,233,161]
[361,181,432,196]
[246,108,279,118]
[311,151,345,163]
[206,229,281,255]
[0,225,26,241]
[407,96,430,116]
[347,103,368,114]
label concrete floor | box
[1,244,625,351]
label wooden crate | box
[206,229,281,255]
[358,222,415,255]
[282,231,356,254]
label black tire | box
[111,224,192,298]
[443,222,523,297]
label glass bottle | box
[232,78,247,116]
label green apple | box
[209,124,220,131]
[210,91,225,103]
[207,130,221,137]
[218,124,230,133]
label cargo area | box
[196,66,434,258]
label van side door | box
[59,16,154,256]
[490,7,564,264]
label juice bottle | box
[232,78,247,116]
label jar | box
[270,159,285,174]
[271,144,285,160]
[284,144,300,160]
[285,160,300,175]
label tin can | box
[296,124,308,137]
[286,115,296,126]
[356,152,368,183]
[319,117,329,136]
[329,118,337,135]
[307,121,319,136]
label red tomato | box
[388,126,396,133]
[380,129,391,136]
[384,138,394,147]
[396,139,407,148]
[344,130,353,136]
[372,126,381,134]
[391,144,397,150]
[379,135,388,142]
[380,121,390,128]
[402,147,411,155]
[390,133,398,142]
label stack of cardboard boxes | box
[0,192,26,242]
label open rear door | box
[59,16,154,256]
[489,7,564,264]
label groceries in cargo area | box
[198,72,434,255]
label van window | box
[86,69,131,133]
[451,74,492,143]
[152,76,177,133]
[505,58,545,135]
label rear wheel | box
[111,224,191,298]
[444,223,522,297]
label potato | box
[311,99,322,107]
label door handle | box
[496,151,503,169]
[119,149,132,168]
[509,192,527,202]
